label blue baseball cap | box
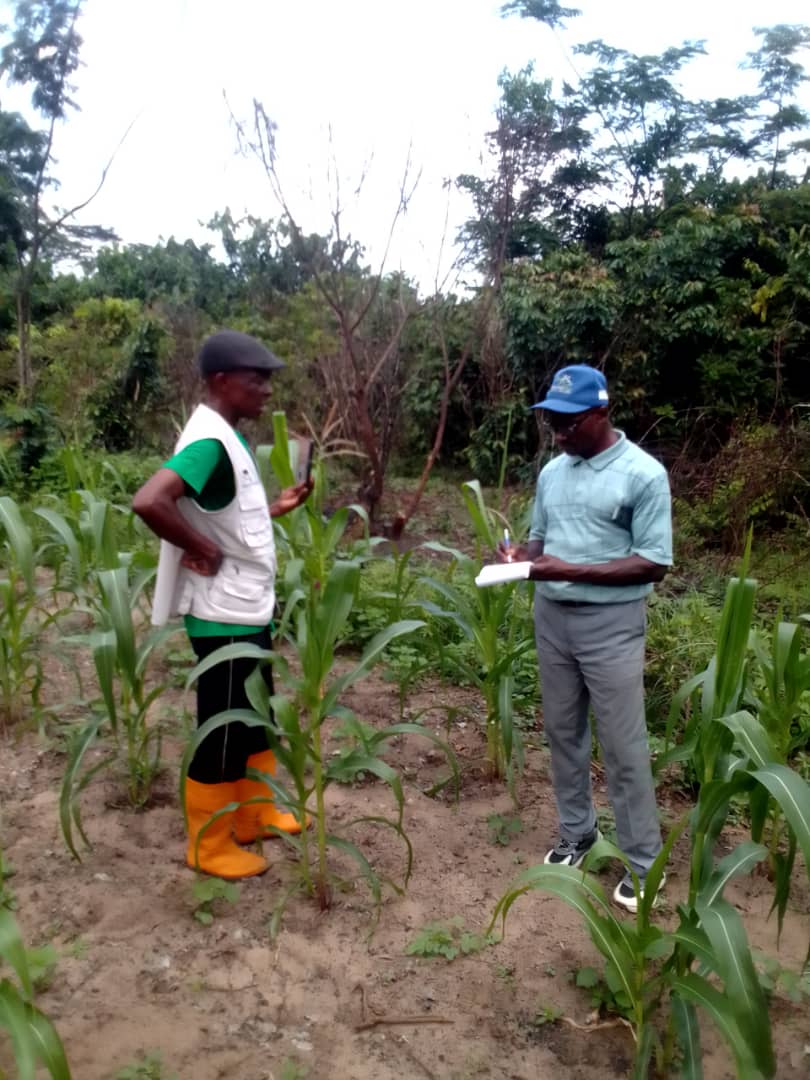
[531,364,609,414]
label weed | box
[487,813,522,846]
[65,937,89,961]
[753,950,810,1005]
[406,917,498,961]
[113,1051,177,1080]
[0,850,16,910]
[573,965,632,1019]
[191,878,240,926]
[26,943,58,993]
[277,1060,309,1080]
[530,1003,564,1027]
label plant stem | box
[312,713,329,908]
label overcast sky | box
[22,0,810,288]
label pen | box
[503,529,511,560]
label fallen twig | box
[353,982,455,1032]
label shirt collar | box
[569,430,628,471]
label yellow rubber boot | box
[185,778,268,879]
[233,750,310,844]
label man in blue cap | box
[504,364,672,911]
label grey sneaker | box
[544,829,602,869]
[613,871,666,913]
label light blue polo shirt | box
[529,432,672,604]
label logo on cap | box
[552,373,574,395]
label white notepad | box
[474,561,533,587]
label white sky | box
[16,0,810,289]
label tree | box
[500,0,580,30]
[744,24,810,187]
[571,39,708,238]
[207,210,318,307]
[0,0,115,399]
[87,238,234,318]
[457,67,596,275]
[233,100,422,522]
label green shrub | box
[645,591,719,736]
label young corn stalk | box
[0,906,72,1079]
[748,617,810,877]
[658,535,810,929]
[0,496,54,727]
[182,414,455,919]
[419,480,535,785]
[492,542,810,1076]
[490,812,783,1074]
[60,564,181,858]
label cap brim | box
[247,357,286,371]
[530,399,592,413]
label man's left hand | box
[270,479,314,517]
[529,554,576,581]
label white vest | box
[151,404,276,627]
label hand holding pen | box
[496,527,525,564]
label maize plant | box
[0,496,59,727]
[419,480,535,785]
[60,565,182,859]
[181,414,456,918]
[0,906,72,1079]
[36,487,155,601]
[493,541,810,1077]
[748,617,810,877]
[657,536,810,930]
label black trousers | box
[187,628,274,784]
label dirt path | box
[1,668,809,1079]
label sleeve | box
[528,470,547,542]
[163,439,227,496]
[630,471,673,566]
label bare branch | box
[45,111,139,239]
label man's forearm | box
[531,553,667,586]
[134,495,220,562]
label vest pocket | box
[207,563,271,614]
[241,511,274,547]
[237,475,274,548]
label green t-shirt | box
[163,435,270,638]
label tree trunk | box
[16,287,32,401]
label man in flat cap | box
[133,330,312,879]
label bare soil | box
[1,648,809,1080]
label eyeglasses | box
[544,409,594,437]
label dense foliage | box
[0,3,807,545]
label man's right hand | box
[180,548,223,576]
[134,469,223,576]
[495,541,528,564]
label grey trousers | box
[534,595,662,875]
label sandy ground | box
[1,656,809,1080]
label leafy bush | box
[30,446,165,503]
[645,591,719,737]
[672,422,810,552]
